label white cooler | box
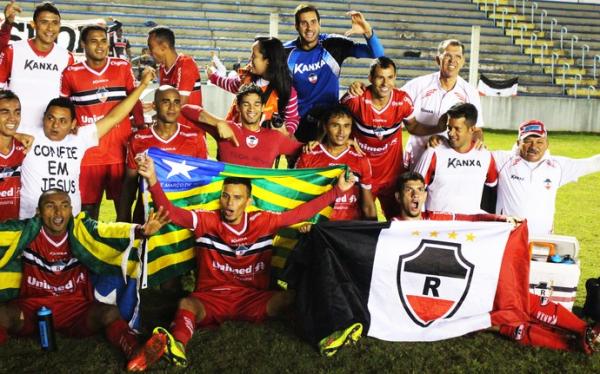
[528,234,581,311]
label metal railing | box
[593,55,600,80]
[562,62,570,92]
[588,85,596,99]
[573,74,582,98]
[581,45,590,71]
[510,16,518,43]
[530,2,538,24]
[520,24,527,52]
[501,8,509,32]
[549,18,558,42]
[551,52,560,80]
[560,26,568,50]
[529,33,538,60]
[570,35,578,59]
[539,9,548,33]
[540,43,548,68]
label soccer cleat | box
[318,322,363,357]
[154,327,188,367]
[126,328,168,371]
[581,325,600,355]
[583,278,600,322]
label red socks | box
[0,326,8,345]
[170,309,196,347]
[105,319,139,358]
[529,294,587,334]
[499,323,572,351]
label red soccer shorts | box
[191,287,275,327]
[80,163,125,204]
[9,296,95,337]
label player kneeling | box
[0,189,169,364]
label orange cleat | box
[127,329,168,371]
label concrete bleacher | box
[16,0,600,99]
[475,0,600,98]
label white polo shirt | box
[416,143,497,214]
[494,149,600,235]
[401,72,483,168]
[19,125,98,218]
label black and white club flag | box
[284,220,530,344]
[478,74,519,97]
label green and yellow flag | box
[144,147,346,285]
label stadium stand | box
[14,0,600,98]
[474,0,600,98]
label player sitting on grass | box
[127,155,356,370]
[395,171,600,354]
[0,189,169,362]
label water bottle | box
[37,306,56,351]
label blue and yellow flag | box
[144,147,346,284]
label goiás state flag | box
[284,219,529,344]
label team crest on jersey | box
[246,135,259,148]
[397,239,474,327]
[97,87,109,103]
[308,73,318,84]
[373,126,385,140]
[543,178,552,190]
[235,245,249,257]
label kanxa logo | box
[397,239,474,327]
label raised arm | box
[95,67,155,138]
[555,154,600,185]
[345,11,384,58]
[137,155,195,229]
[277,172,356,227]
[404,116,448,136]
[0,1,20,50]
[360,187,377,220]
[134,207,171,238]
[181,104,239,146]
[283,87,300,135]
[208,70,243,94]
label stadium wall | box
[480,96,600,133]
[199,85,599,133]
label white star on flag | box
[164,159,197,179]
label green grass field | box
[1,130,599,373]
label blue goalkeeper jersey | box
[284,32,384,117]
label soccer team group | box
[0,1,600,370]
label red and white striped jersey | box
[159,54,202,127]
[190,210,283,291]
[0,139,26,221]
[296,144,373,220]
[342,88,413,191]
[61,58,139,165]
[126,124,207,169]
[20,228,92,300]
